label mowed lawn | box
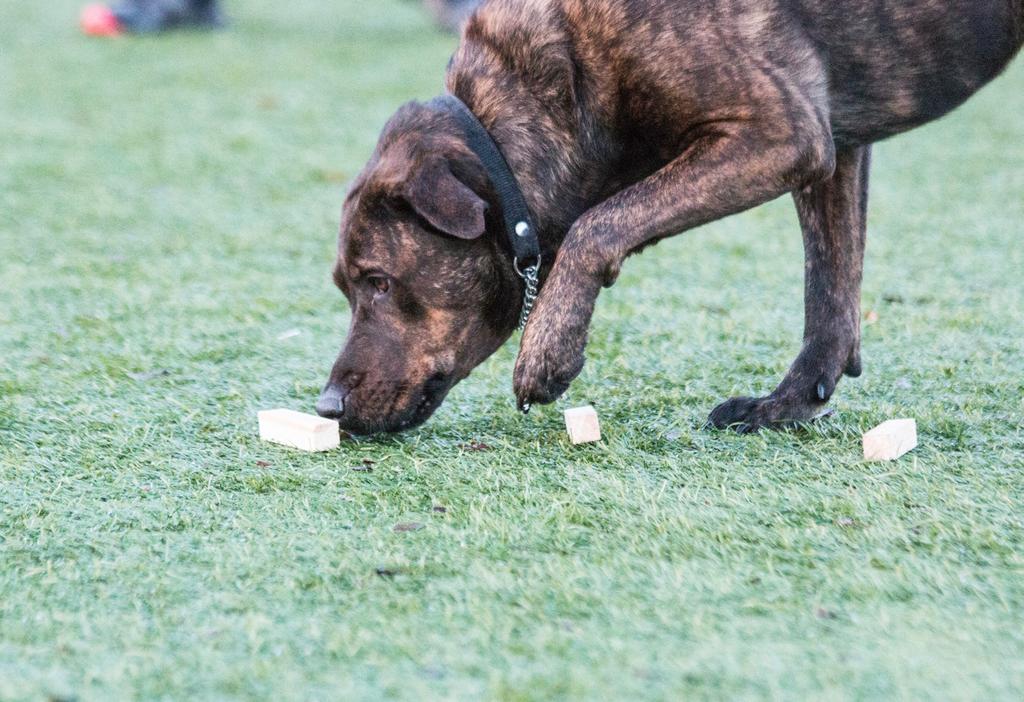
[2,1,1023,699]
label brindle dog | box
[317,0,1023,435]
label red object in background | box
[80,4,123,36]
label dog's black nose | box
[316,384,348,420]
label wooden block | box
[564,406,601,445]
[258,409,340,452]
[863,418,918,461]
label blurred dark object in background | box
[112,0,225,32]
[80,0,223,35]
[81,0,482,35]
[422,0,481,31]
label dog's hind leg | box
[708,146,871,432]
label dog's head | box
[317,101,521,434]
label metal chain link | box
[514,257,541,331]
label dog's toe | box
[707,393,833,433]
[707,396,765,433]
[513,349,584,410]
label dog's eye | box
[368,276,390,295]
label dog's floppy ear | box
[402,157,487,240]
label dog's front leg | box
[709,146,871,432]
[513,117,837,409]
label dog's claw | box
[815,374,837,403]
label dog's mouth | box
[393,372,454,432]
[338,372,455,436]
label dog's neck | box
[443,88,592,260]
[446,20,612,264]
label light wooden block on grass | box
[258,409,340,452]
[564,406,601,445]
[863,418,918,461]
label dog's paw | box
[513,339,585,411]
[706,394,832,433]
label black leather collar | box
[438,94,542,330]
[438,94,542,266]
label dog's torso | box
[794,0,1022,141]
[449,0,1022,238]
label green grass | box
[2,1,1023,699]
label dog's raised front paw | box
[706,394,832,433]
[513,339,585,410]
